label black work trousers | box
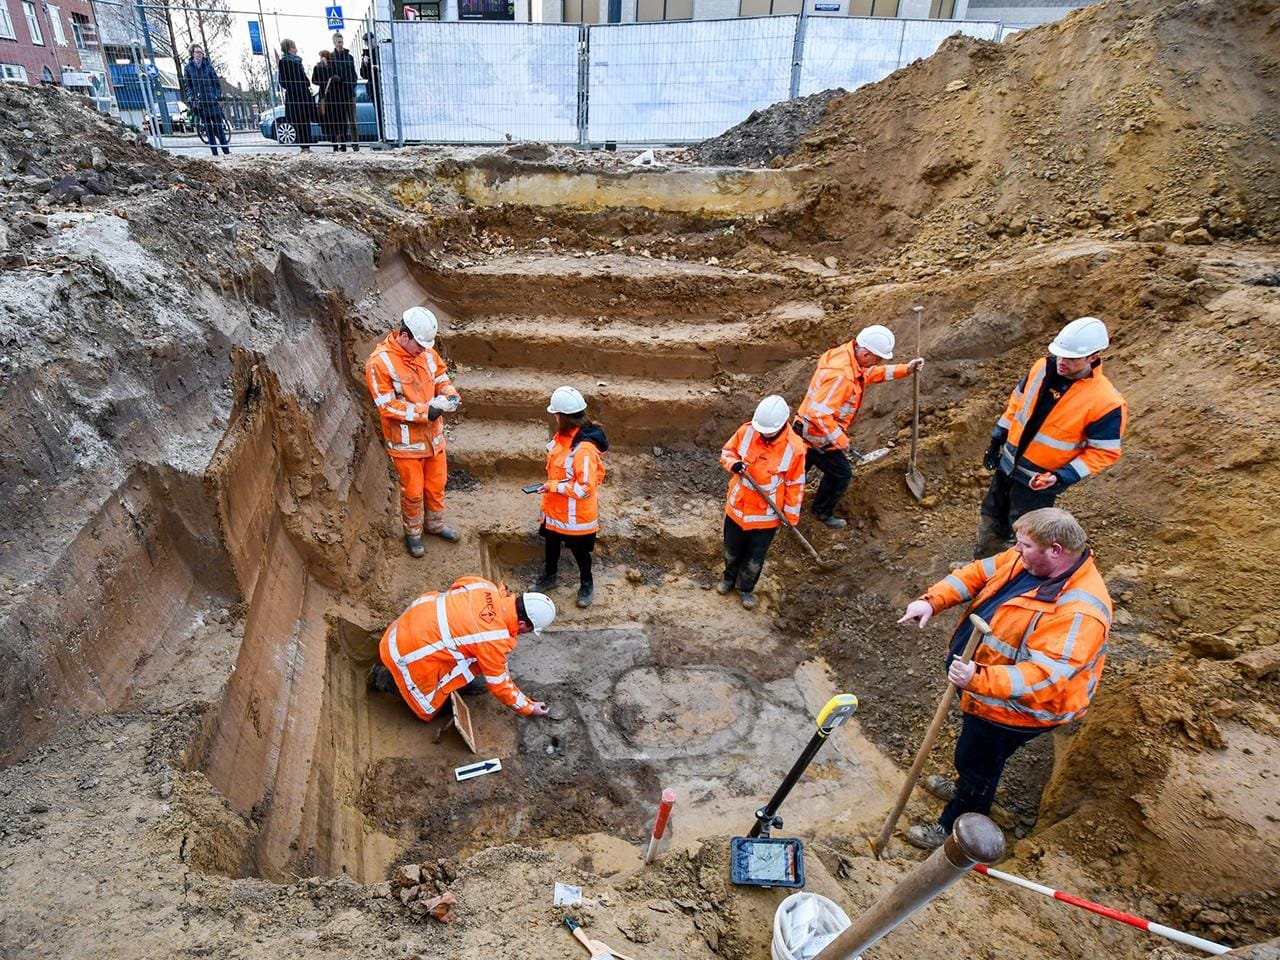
[541,525,595,586]
[804,445,853,519]
[722,516,778,593]
[975,469,1059,558]
[939,712,1046,831]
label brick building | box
[0,0,110,110]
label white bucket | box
[772,892,852,960]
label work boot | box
[741,591,758,611]
[404,533,425,558]
[428,526,460,544]
[923,775,957,802]
[715,579,734,595]
[532,574,558,593]
[816,514,847,530]
[576,583,594,608]
[905,822,947,850]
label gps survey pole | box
[749,694,859,838]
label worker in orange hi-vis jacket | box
[793,324,923,529]
[896,507,1112,851]
[976,316,1126,559]
[368,576,558,723]
[717,395,807,612]
[365,306,462,558]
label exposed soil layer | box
[3,0,1280,956]
[692,89,846,167]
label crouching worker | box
[717,395,807,611]
[896,507,1111,849]
[369,576,557,722]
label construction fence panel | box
[796,16,1001,97]
[378,20,580,144]
[585,16,797,144]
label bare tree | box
[166,0,234,74]
[239,45,273,111]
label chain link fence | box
[85,2,1004,152]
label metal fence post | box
[389,17,404,147]
[895,18,908,69]
[788,5,809,100]
[577,23,589,147]
[812,814,1006,960]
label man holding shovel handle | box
[889,507,1113,851]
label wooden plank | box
[451,692,477,754]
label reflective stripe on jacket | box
[922,548,1112,729]
[795,341,912,450]
[996,357,1126,487]
[378,576,533,720]
[365,333,460,459]
[541,429,606,534]
[720,422,807,530]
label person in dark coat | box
[312,50,338,148]
[329,31,359,151]
[182,44,230,156]
[276,40,315,152]
[360,37,384,140]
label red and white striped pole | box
[643,789,676,864]
[973,865,1231,955]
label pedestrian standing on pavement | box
[360,39,385,140]
[365,306,462,555]
[182,44,230,156]
[794,325,923,528]
[276,39,315,152]
[533,387,609,609]
[369,576,557,725]
[312,50,337,147]
[718,395,807,610]
[896,507,1111,849]
[329,32,359,151]
[975,317,1126,558]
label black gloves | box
[427,406,444,422]
[983,434,1004,471]
[731,461,746,475]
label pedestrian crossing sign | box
[325,5,344,28]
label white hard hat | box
[521,592,556,634]
[402,306,439,348]
[547,385,587,415]
[1049,316,1109,359]
[751,394,791,435]
[855,324,895,359]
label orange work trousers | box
[392,453,448,536]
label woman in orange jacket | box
[533,386,609,608]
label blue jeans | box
[200,113,230,155]
[940,712,1046,831]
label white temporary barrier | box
[586,16,797,144]
[380,20,580,144]
[798,15,1002,96]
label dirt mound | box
[777,0,1280,263]
[693,89,845,167]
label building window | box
[849,0,899,13]
[636,0,692,20]
[562,0,600,23]
[0,0,17,39]
[22,0,42,43]
[1,62,29,82]
[47,2,66,44]
[71,10,89,47]
[739,0,800,14]
[402,1,441,19]
[458,0,514,18]
[41,64,53,82]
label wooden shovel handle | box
[740,470,823,564]
[872,616,986,857]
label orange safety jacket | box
[365,333,461,459]
[921,548,1112,729]
[378,576,535,721]
[795,341,913,450]
[720,422,807,530]
[996,357,1126,487]
[541,428,606,535]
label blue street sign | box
[325,5,344,28]
[248,20,263,55]
[145,62,159,78]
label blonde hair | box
[1014,507,1087,553]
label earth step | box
[417,253,791,319]
[446,316,802,379]
[452,367,741,445]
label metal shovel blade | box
[905,463,926,501]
